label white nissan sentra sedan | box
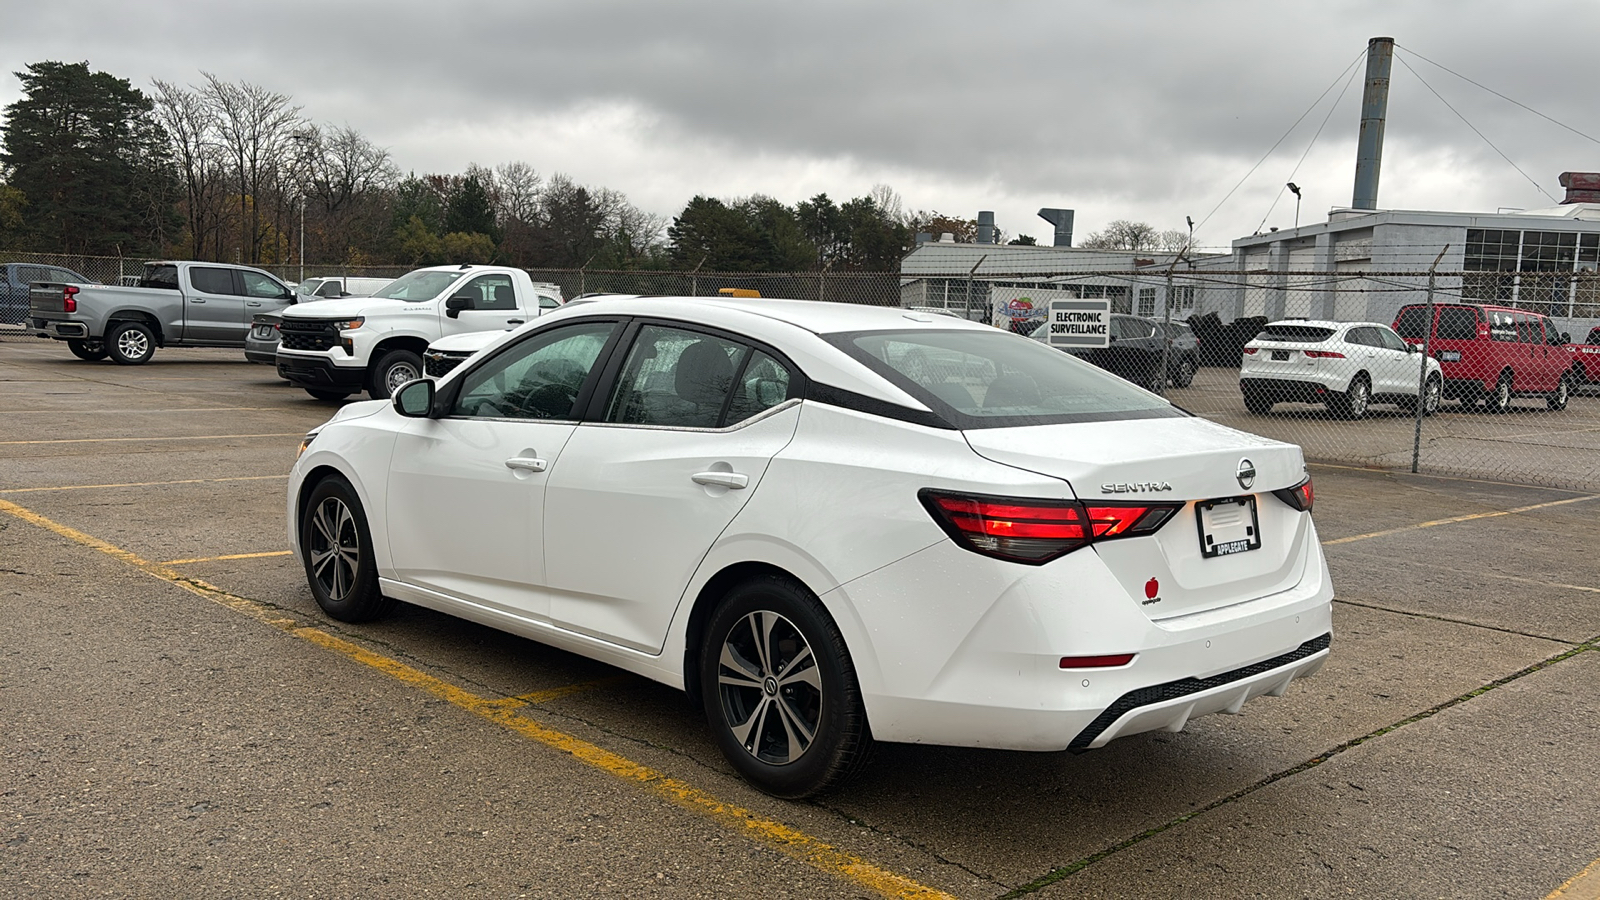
[288,297,1332,798]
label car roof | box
[555,296,998,337]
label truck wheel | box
[67,339,107,361]
[106,321,156,365]
[369,349,424,400]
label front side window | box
[604,325,748,428]
[834,329,1180,428]
[1375,326,1409,353]
[451,321,616,420]
[456,274,516,311]
[241,271,289,299]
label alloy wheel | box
[308,497,361,603]
[117,329,149,359]
[716,610,824,766]
[385,361,420,394]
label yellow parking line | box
[1547,856,1600,899]
[0,497,954,900]
[1323,495,1600,546]
[0,432,303,445]
[163,550,294,565]
[0,475,289,495]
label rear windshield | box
[1260,324,1335,342]
[140,264,179,290]
[370,270,464,302]
[829,329,1183,428]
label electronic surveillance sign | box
[1045,299,1111,348]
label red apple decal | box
[1144,577,1159,599]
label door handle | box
[191,297,206,303]
[507,319,525,325]
[505,456,548,473]
[247,300,263,307]
[692,471,748,489]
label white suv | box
[1240,320,1442,419]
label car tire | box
[1423,374,1441,416]
[1487,372,1514,414]
[300,475,394,623]
[699,574,871,799]
[369,348,424,400]
[305,388,352,401]
[1170,357,1196,388]
[106,321,156,365]
[1547,373,1571,411]
[67,339,107,361]
[1332,374,1371,420]
[1243,389,1273,415]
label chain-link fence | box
[3,250,1597,492]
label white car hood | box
[428,329,509,353]
[963,415,1304,500]
[282,296,429,320]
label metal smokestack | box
[1352,36,1394,210]
[1037,208,1075,247]
[977,210,996,244]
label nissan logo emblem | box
[1236,458,1257,490]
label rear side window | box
[604,325,747,429]
[1437,307,1479,341]
[1261,324,1335,342]
[190,267,238,296]
[1489,311,1517,343]
[833,329,1181,428]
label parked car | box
[290,296,1332,798]
[1028,313,1178,391]
[1565,325,1600,387]
[1240,320,1443,419]
[0,262,93,326]
[28,261,294,364]
[275,264,564,401]
[1393,302,1574,412]
[245,276,397,368]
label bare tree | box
[1079,220,1161,251]
[151,79,225,259]
[202,73,302,264]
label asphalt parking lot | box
[4,337,1600,899]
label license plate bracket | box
[1271,349,1289,361]
[1196,495,1261,558]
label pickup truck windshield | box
[370,271,464,302]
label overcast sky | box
[6,1,1599,253]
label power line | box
[1194,49,1367,239]
[1253,62,1364,234]
[1394,54,1557,205]
[1395,44,1600,149]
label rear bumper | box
[276,353,367,390]
[1240,376,1334,404]
[29,315,91,339]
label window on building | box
[1137,288,1157,317]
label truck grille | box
[279,320,339,352]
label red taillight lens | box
[1304,350,1345,359]
[1241,347,1258,354]
[1272,477,1314,512]
[921,490,1180,565]
[63,284,78,313]
[1060,653,1136,669]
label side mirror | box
[1406,343,1418,353]
[445,295,474,318]
[393,378,436,418]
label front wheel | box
[699,575,870,799]
[67,339,107,361]
[300,476,394,622]
[1170,356,1196,388]
[369,348,424,400]
[106,321,156,365]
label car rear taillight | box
[1241,347,1258,354]
[1272,477,1314,512]
[63,285,78,313]
[1304,350,1345,359]
[920,490,1180,565]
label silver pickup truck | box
[28,261,295,364]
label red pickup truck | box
[1567,326,1600,387]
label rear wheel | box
[106,321,156,365]
[67,339,107,361]
[1332,374,1370,420]
[1487,372,1514,414]
[300,476,394,622]
[1547,374,1571,411]
[699,575,870,799]
[369,348,424,400]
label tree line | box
[1,60,1184,274]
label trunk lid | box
[964,417,1315,619]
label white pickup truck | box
[274,264,563,400]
